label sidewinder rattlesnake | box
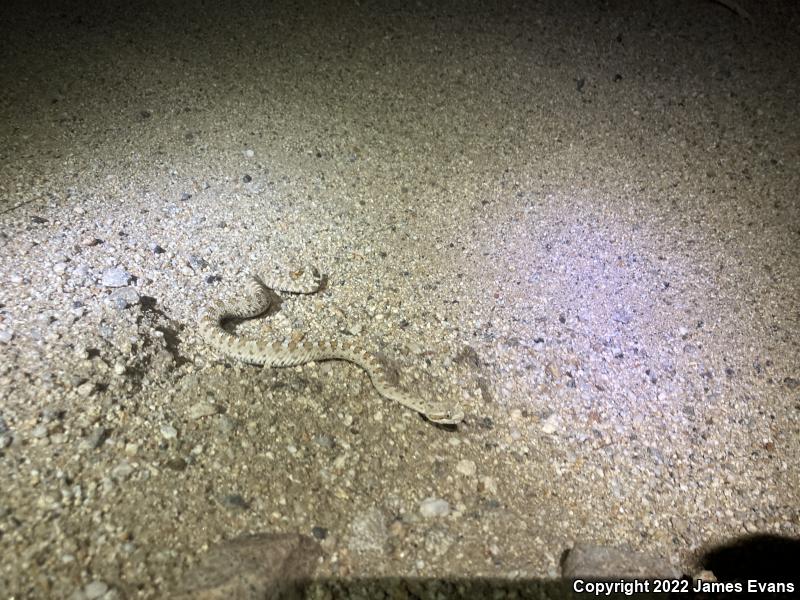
[199,266,465,425]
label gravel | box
[1,0,798,597]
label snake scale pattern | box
[199,267,465,425]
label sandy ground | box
[1,0,798,597]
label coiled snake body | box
[199,267,464,425]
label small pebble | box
[76,382,95,397]
[85,427,107,449]
[222,494,249,510]
[165,457,188,471]
[101,267,131,287]
[75,381,94,398]
[111,461,135,480]
[419,497,450,518]
[31,425,49,439]
[540,413,559,434]
[216,415,236,434]
[188,402,217,419]
[84,580,109,599]
[611,308,632,324]
[187,255,208,270]
[107,286,140,309]
[456,459,477,477]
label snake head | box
[426,406,465,426]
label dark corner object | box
[699,533,800,583]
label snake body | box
[199,267,464,425]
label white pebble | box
[101,267,131,288]
[540,413,559,434]
[419,497,450,518]
[76,382,94,397]
[456,459,476,477]
[84,580,109,599]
